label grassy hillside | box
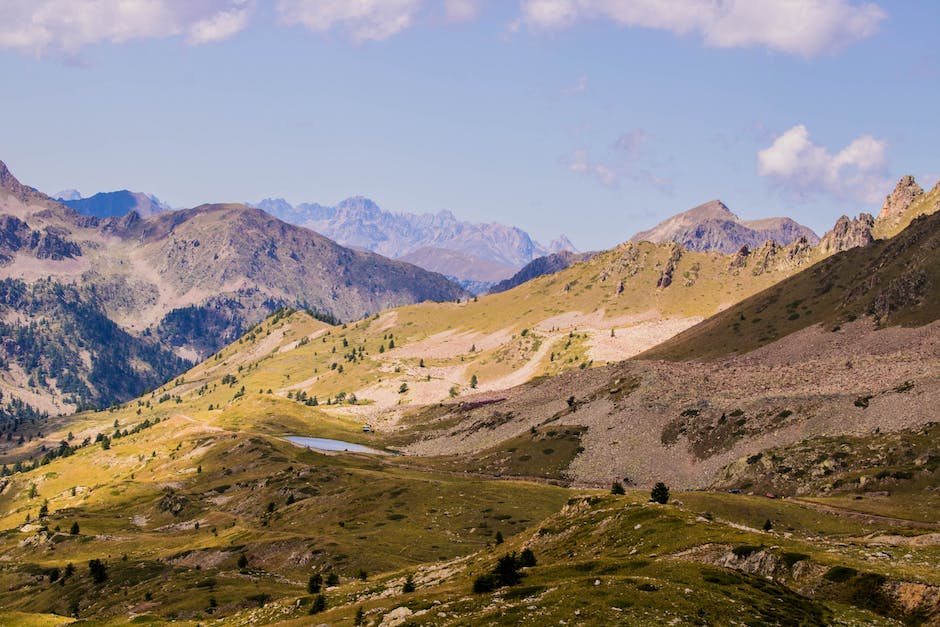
[2,393,938,625]
[642,210,940,362]
[0,217,937,624]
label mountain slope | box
[642,209,940,362]
[397,246,518,283]
[0,159,467,414]
[253,196,576,282]
[0,278,188,414]
[0,295,936,624]
[489,250,597,293]
[631,199,819,254]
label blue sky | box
[1,1,938,250]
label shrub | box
[611,481,625,495]
[402,574,415,593]
[326,572,340,586]
[824,566,858,583]
[308,594,326,614]
[650,482,670,504]
[88,559,107,584]
[472,551,535,593]
[493,553,523,587]
[473,573,497,593]
[308,573,322,593]
[519,548,536,567]
[237,553,248,569]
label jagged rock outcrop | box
[657,244,683,288]
[818,213,874,255]
[728,245,750,270]
[879,175,924,220]
[0,214,81,263]
[631,200,819,254]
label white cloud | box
[566,129,674,193]
[276,0,423,42]
[445,0,483,23]
[0,1,252,56]
[758,124,889,203]
[188,4,253,45]
[566,149,619,187]
[519,0,886,57]
[613,129,651,160]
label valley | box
[0,167,938,624]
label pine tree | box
[650,482,670,504]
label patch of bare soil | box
[401,318,940,489]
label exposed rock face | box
[631,200,819,254]
[657,244,683,288]
[0,214,81,263]
[879,175,924,219]
[0,160,49,205]
[489,250,597,293]
[818,213,874,254]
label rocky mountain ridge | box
[252,195,576,283]
[630,199,820,254]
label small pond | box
[285,436,390,455]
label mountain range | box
[0,159,465,415]
[53,189,579,289]
[1,162,940,624]
[251,196,576,286]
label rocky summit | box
[630,199,819,254]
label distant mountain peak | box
[547,234,577,253]
[631,199,818,254]
[54,189,82,201]
[684,199,738,221]
[60,190,171,219]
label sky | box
[1,0,938,251]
